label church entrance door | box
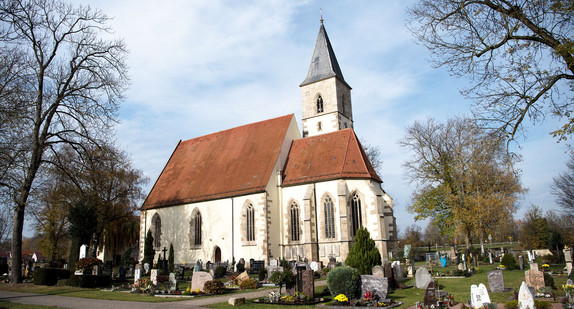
[214,247,221,265]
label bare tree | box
[551,152,574,213]
[407,0,574,144]
[0,0,128,283]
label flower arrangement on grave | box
[280,291,312,304]
[362,290,381,307]
[133,278,154,294]
[265,291,280,303]
[498,264,505,270]
[334,294,349,304]
[563,284,574,301]
[541,264,550,270]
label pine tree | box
[168,243,175,273]
[142,229,155,269]
[345,227,381,275]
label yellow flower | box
[334,294,349,303]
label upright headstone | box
[487,270,505,292]
[473,256,478,268]
[564,247,573,276]
[415,267,434,289]
[361,275,389,301]
[372,265,385,278]
[423,281,437,306]
[471,283,491,308]
[384,262,396,288]
[194,260,202,272]
[144,263,150,274]
[408,259,415,278]
[309,261,319,272]
[489,252,493,264]
[191,271,213,292]
[519,255,525,270]
[518,281,535,309]
[169,273,177,291]
[150,269,158,286]
[270,259,279,267]
[404,244,412,259]
[525,264,544,290]
[79,244,87,260]
[134,267,141,284]
[391,261,403,280]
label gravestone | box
[391,261,403,280]
[525,264,544,290]
[372,265,385,278]
[519,255,525,270]
[489,252,493,264]
[251,260,265,274]
[473,256,478,268]
[415,267,434,289]
[270,259,279,267]
[79,244,87,260]
[194,260,202,272]
[236,271,250,285]
[309,261,319,272]
[287,269,314,297]
[361,275,389,301]
[423,281,437,306]
[565,247,573,275]
[169,273,177,291]
[471,283,491,308]
[191,271,213,292]
[150,269,158,286]
[327,257,336,269]
[267,266,284,279]
[134,266,141,284]
[177,265,185,280]
[407,259,415,278]
[144,263,150,274]
[384,262,396,288]
[487,270,505,292]
[518,281,535,309]
[404,244,412,258]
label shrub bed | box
[33,268,71,286]
[68,274,110,288]
[327,266,360,299]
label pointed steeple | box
[300,21,347,87]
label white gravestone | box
[191,271,213,292]
[144,263,150,274]
[169,273,177,291]
[150,269,158,286]
[134,268,141,284]
[470,283,491,308]
[518,281,535,309]
[310,261,319,272]
[79,244,87,260]
[392,261,403,280]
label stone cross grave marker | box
[471,283,491,308]
[423,281,437,306]
[150,269,158,286]
[415,267,433,289]
[191,271,213,292]
[169,273,177,291]
[361,275,389,301]
[518,281,535,309]
[487,270,505,292]
[372,265,384,278]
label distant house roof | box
[141,114,295,210]
[282,128,381,186]
[300,21,348,87]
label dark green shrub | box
[345,227,381,275]
[534,300,551,309]
[203,279,225,294]
[327,266,361,299]
[68,274,110,288]
[269,268,295,294]
[214,266,226,278]
[239,278,258,289]
[543,272,555,289]
[504,300,518,309]
[501,254,518,270]
[142,229,155,266]
[236,262,245,273]
[258,267,267,281]
[33,268,60,286]
[168,244,174,273]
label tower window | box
[317,95,324,113]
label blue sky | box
[78,0,570,237]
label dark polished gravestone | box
[423,281,438,306]
[360,275,389,301]
[487,270,505,292]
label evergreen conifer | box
[142,229,155,268]
[345,227,381,275]
[168,243,175,273]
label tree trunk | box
[11,205,24,284]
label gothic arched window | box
[152,213,161,249]
[290,202,300,242]
[350,192,362,237]
[246,203,255,242]
[317,95,324,113]
[324,196,335,239]
[189,209,202,247]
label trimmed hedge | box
[204,279,225,294]
[33,268,71,286]
[68,274,110,288]
[326,266,361,300]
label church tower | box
[300,19,353,138]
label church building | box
[138,21,398,267]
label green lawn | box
[0,301,62,309]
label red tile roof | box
[142,114,295,210]
[282,128,381,186]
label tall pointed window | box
[290,202,300,241]
[152,213,161,249]
[317,95,324,113]
[246,203,255,242]
[190,209,202,247]
[350,192,362,237]
[324,196,335,239]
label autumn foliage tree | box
[400,117,523,247]
[407,0,574,143]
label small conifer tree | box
[142,229,155,269]
[345,227,381,275]
[168,243,175,273]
